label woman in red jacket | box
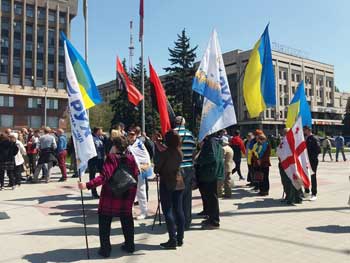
[78,136,139,257]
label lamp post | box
[44,87,48,127]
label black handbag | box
[109,157,137,197]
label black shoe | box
[27,176,33,182]
[197,211,207,216]
[58,177,67,182]
[239,176,245,181]
[121,244,135,253]
[92,194,100,199]
[177,240,183,247]
[160,240,177,250]
[98,248,111,258]
[71,174,79,178]
[201,221,220,230]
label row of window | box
[0,95,59,110]
[1,0,67,24]
[0,114,58,129]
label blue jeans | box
[160,184,185,243]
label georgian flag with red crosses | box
[277,117,312,190]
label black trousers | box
[28,153,37,175]
[258,167,270,193]
[0,169,15,187]
[88,158,104,196]
[198,180,220,225]
[305,159,318,196]
[98,214,134,252]
[232,159,243,179]
[247,164,252,182]
[181,167,194,229]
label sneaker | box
[310,195,317,201]
[136,214,147,220]
[303,192,310,199]
[160,240,177,250]
[201,222,220,230]
[58,177,67,182]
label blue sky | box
[71,0,349,91]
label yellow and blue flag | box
[61,32,102,109]
[286,81,312,128]
[243,24,276,118]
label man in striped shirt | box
[174,116,196,230]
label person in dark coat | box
[303,126,321,201]
[154,130,185,249]
[197,134,224,229]
[0,133,19,190]
[78,136,139,257]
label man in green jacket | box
[197,134,224,229]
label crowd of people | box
[0,118,348,257]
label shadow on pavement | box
[234,198,289,210]
[307,225,350,234]
[6,194,82,204]
[22,243,162,263]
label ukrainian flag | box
[243,25,276,118]
[61,32,102,109]
[286,81,312,128]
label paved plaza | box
[0,157,349,263]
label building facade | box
[0,0,78,130]
[222,49,347,135]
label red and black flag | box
[149,60,172,135]
[116,57,143,106]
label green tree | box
[343,97,350,135]
[164,29,198,132]
[89,103,114,131]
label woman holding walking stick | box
[78,136,139,258]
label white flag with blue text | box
[198,30,237,141]
[64,42,97,174]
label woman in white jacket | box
[9,133,26,188]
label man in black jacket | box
[303,126,321,201]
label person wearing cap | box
[322,136,333,162]
[173,116,196,229]
[127,128,151,220]
[303,126,321,201]
[219,136,234,198]
[32,127,57,183]
[230,130,246,181]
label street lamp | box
[43,87,48,127]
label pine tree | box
[164,29,198,132]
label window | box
[28,116,42,128]
[28,98,42,109]
[0,114,13,127]
[49,11,56,22]
[271,110,275,119]
[26,5,34,18]
[279,71,282,80]
[0,96,14,107]
[0,56,9,75]
[25,59,32,76]
[291,74,295,82]
[283,71,287,80]
[284,98,288,106]
[1,0,10,13]
[47,116,58,128]
[284,85,288,93]
[279,84,282,93]
[280,97,283,106]
[296,74,301,82]
[59,12,66,24]
[14,2,23,15]
[292,86,295,94]
[38,8,46,21]
[13,58,21,76]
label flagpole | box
[141,37,145,132]
[84,0,88,63]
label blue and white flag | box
[64,40,97,174]
[198,30,237,141]
[192,30,225,106]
